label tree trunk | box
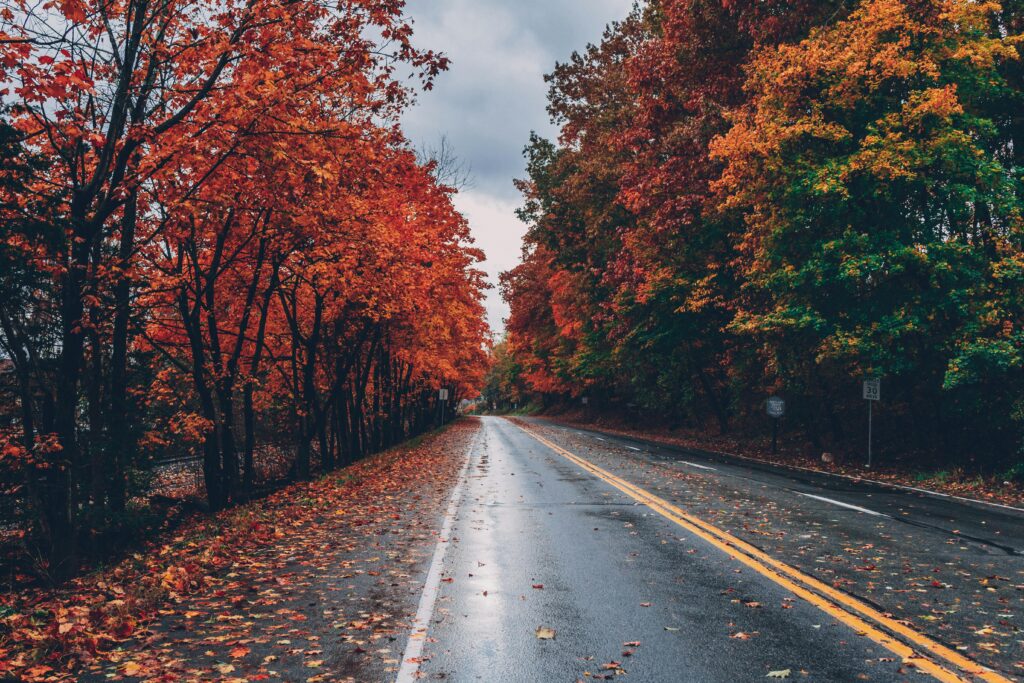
[50,213,91,579]
[696,369,729,435]
[243,386,257,495]
[106,189,137,514]
[179,292,225,511]
[216,384,239,505]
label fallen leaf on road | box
[532,584,544,589]
[601,661,627,674]
[536,626,556,640]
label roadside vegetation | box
[0,2,488,585]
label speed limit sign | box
[863,379,880,468]
[766,396,786,418]
[863,379,880,401]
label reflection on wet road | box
[399,417,1023,682]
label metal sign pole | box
[765,396,785,454]
[867,400,872,469]
[862,379,879,468]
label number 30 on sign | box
[863,379,880,402]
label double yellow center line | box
[512,421,1010,683]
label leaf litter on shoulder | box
[0,421,480,682]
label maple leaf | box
[122,662,143,676]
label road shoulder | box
[2,420,479,683]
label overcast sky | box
[400,0,634,335]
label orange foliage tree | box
[0,0,486,578]
[502,0,1024,470]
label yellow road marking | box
[511,420,1011,683]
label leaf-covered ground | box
[0,420,477,682]
[541,414,1024,507]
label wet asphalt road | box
[518,418,1024,678]
[528,417,1024,558]
[411,416,1024,682]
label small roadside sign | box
[863,379,880,402]
[766,396,784,454]
[862,379,880,468]
[438,388,450,424]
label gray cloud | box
[400,0,634,332]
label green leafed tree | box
[712,0,1024,462]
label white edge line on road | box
[681,461,717,471]
[627,446,642,452]
[395,430,478,683]
[782,464,1024,514]
[797,492,887,517]
[552,422,1024,515]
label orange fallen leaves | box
[1,421,478,681]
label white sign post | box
[439,388,449,424]
[863,380,880,467]
[766,397,785,454]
